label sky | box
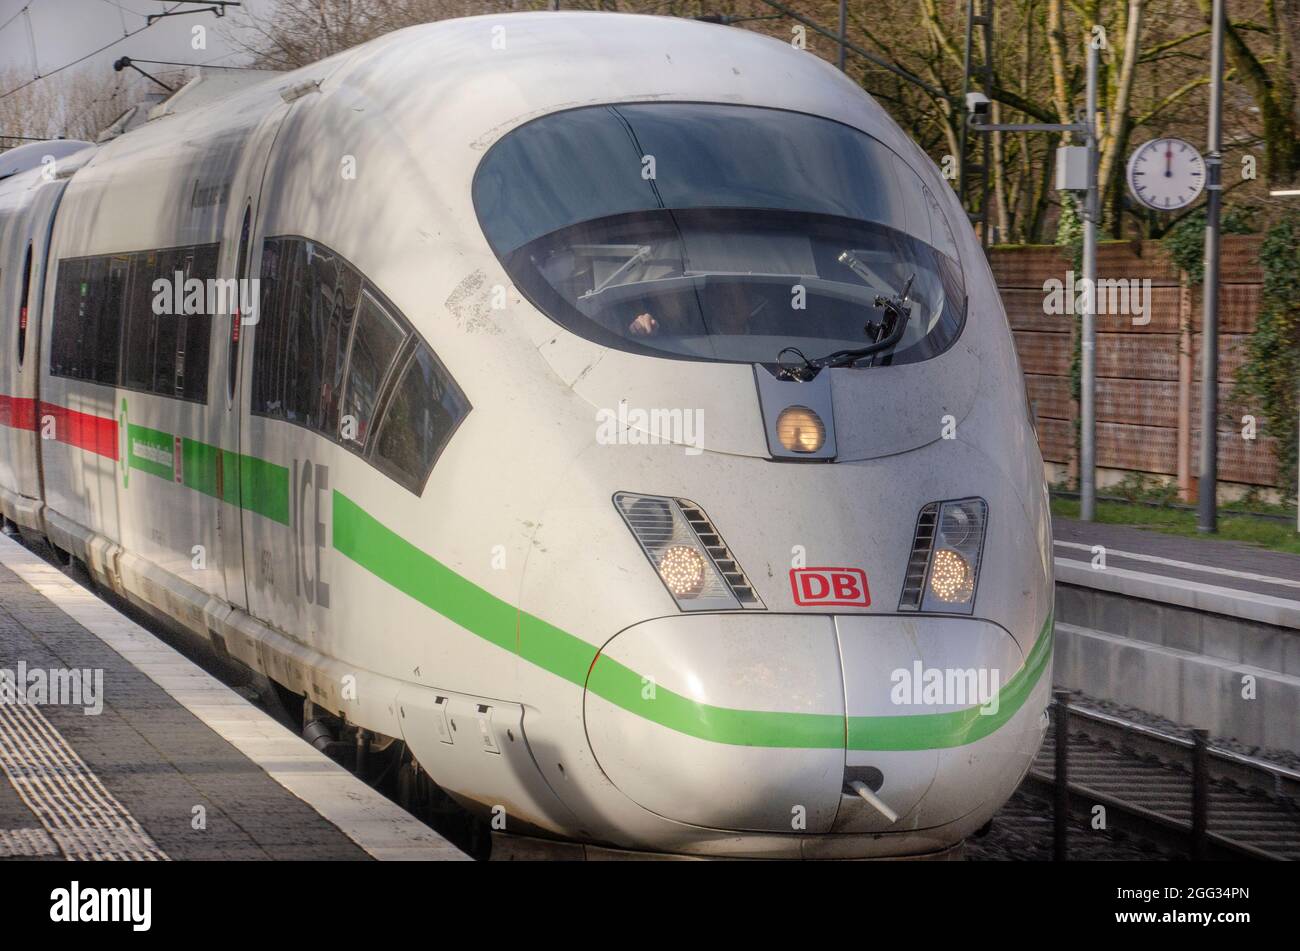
[0,0,274,84]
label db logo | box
[790,567,871,607]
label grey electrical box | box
[1055,146,1089,191]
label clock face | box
[1126,137,1206,211]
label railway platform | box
[1050,516,1300,755]
[0,533,465,862]
[1054,516,1300,611]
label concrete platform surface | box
[1053,516,1300,606]
[0,533,466,862]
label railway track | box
[1025,701,1300,860]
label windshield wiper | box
[579,245,652,297]
[777,260,915,380]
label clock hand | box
[1165,143,1173,178]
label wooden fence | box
[991,235,1279,494]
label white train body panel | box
[0,12,1052,857]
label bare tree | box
[0,67,164,147]
[225,0,554,69]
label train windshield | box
[473,103,966,366]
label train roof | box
[330,11,917,155]
[75,11,924,178]
[0,140,95,182]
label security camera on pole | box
[965,36,1099,516]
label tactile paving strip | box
[0,827,59,857]
[0,699,168,861]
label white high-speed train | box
[0,12,1053,858]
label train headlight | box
[659,545,706,596]
[928,548,974,602]
[614,493,763,611]
[898,498,987,614]
[775,406,825,453]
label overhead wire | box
[0,2,185,104]
[0,3,34,37]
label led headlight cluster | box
[898,498,987,614]
[614,493,761,611]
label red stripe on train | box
[0,395,38,431]
[0,395,119,461]
[38,402,119,461]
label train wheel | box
[396,756,419,814]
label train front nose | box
[583,611,1042,848]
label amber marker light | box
[776,405,826,453]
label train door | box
[6,178,69,514]
[1,241,39,501]
[213,104,290,611]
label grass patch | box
[1051,497,1300,556]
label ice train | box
[0,12,1054,858]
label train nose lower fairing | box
[579,487,1048,841]
[583,611,1044,837]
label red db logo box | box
[789,567,871,607]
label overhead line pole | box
[1198,0,1225,533]
[969,37,1097,520]
[1267,185,1299,532]
[837,0,847,72]
[1080,40,1100,522]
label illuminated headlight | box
[659,545,706,596]
[775,406,826,453]
[615,493,761,611]
[899,498,987,614]
[928,548,974,602]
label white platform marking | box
[1054,540,1300,591]
[0,534,467,861]
[1054,557,1300,629]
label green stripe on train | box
[234,453,291,525]
[331,487,1053,751]
[114,422,1052,749]
[125,423,290,525]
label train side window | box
[73,256,121,385]
[276,239,308,417]
[251,238,289,418]
[228,205,251,402]
[122,251,158,392]
[280,240,323,427]
[179,243,215,402]
[151,248,183,396]
[310,246,360,439]
[95,257,129,385]
[17,242,32,368]
[50,258,86,379]
[340,290,407,450]
[144,244,214,403]
[73,258,109,380]
[371,344,470,493]
[48,244,213,399]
